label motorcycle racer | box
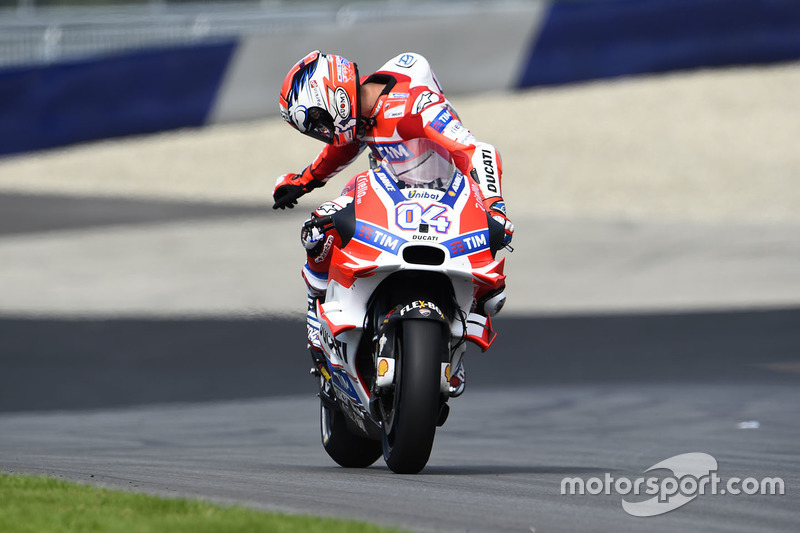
[274,51,512,396]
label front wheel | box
[381,319,445,474]
[320,401,382,468]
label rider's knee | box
[300,195,352,268]
[476,286,506,317]
[301,223,334,258]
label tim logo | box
[396,54,417,68]
[431,108,453,133]
[355,221,406,254]
[374,142,413,162]
[443,231,489,257]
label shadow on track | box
[0,193,267,237]
[413,465,622,476]
[1,308,799,413]
[291,464,621,476]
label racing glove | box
[272,167,324,209]
[485,198,514,246]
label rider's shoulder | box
[380,52,430,70]
[379,53,436,81]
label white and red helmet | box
[279,51,361,146]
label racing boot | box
[306,294,323,356]
[306,292,336,407]
[301,263,328,370]
[450,286,506,398]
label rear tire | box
[381,320,444,474]
[320,401,382,468]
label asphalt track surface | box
[1,193,799,532]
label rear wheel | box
[381,319,444,474]
[320,399,382,468]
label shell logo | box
[444,364,451,381]
[378,358,390,377]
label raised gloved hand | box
[485,198,514,246]
[272,167,324,209]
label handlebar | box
[303,215,335,233]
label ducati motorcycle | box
[305,139,507,474]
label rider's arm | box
[308,142,366,184]
[397,97,503,192]
[396,97,512,244]
[397,95,503,203]
[273,142,365,209]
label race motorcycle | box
[305,138,508,474]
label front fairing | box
[318,140,505,414]
[330,168,499,309]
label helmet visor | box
[304,107,335,144]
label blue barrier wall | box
[518,0,800,87]
[0,41,236,156]
[1,0,799,157]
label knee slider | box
[477,287,506,317]
[300,220,328,257]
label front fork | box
[368,301,459,427]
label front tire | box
[381,319,444,474]
[320,401,382,468]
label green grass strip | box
[0,473,405,533]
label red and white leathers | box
[284,52,511,355]
[287,53,511,236]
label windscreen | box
[382,138,457,189]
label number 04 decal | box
[396,202,451,233]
